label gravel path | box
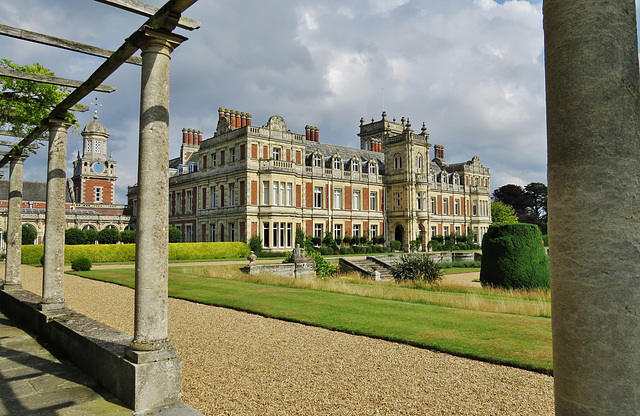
[14,265,553,415]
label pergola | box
[0,0,200,412]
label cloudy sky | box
[0,0,550,203]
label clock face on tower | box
[93,162,105,174]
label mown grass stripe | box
[71,267,552,373]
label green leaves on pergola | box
[0,59,70,139]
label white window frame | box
[334,224,342,239]
[334,188,342,209]
[314,186,323,208]
[263,181,270,205]
[186,190,193,212]
[353,190,361,210]
[229,183,236,206]
[370,191,377,211]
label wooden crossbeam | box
[0,0,199,168]
[0,136,39,149]
[0,68,116,93]
[94,0,200,30]
[0,24,142,66]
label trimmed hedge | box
[168,242,249,260]
[480,223,550,290]
[22,242,250,264]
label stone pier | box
[40,119,71,310]
[125,27,186,412]
[3,154,27,290]
[545,0,640,413]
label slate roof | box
[0,180,73,203]
[303,141,386,173]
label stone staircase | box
[342,257,394,280]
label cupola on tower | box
[71,113,118,204]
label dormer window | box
[313,154,322,167]
[333,158,341,170]
[369,161,376,175]
[442,174,448,184]
[352,159,359,172]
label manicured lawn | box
[71,267,552,373]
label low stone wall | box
[0,289,185,413]
[242,263,296,278]
[242,261,316,278]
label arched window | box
[416,154,423,170]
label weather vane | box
[91,97,102,119]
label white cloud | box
[0,0,552,203]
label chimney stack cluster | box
[370,141,382,152]
[182,128,203,145]
[305,125,320,142]
[434,144,445,160]
[218,107,252,128]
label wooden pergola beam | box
[0,24,142,66]
[0,68,116,93]
[0,0,199,168]
[94,0,200,30]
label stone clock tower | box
[70,114,117,204]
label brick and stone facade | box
[128,108,492,250]
[0,116,132,247]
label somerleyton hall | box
[127,107,492,252]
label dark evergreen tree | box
[480,223,549,290]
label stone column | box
[3,154,27,289]
[40,119,71,310]
[544,1,640,414]
[123,28,186,411]
[128,28,184,356]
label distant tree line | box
[20,225,184,245]
[492,182,548,233]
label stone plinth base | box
[123,349,183,412]
[1,282,22,291]
[0,289,193,414]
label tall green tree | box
[0,59,70,138]
[21,224,37,245]
[524,182,548,220]
[491,201,519,223]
